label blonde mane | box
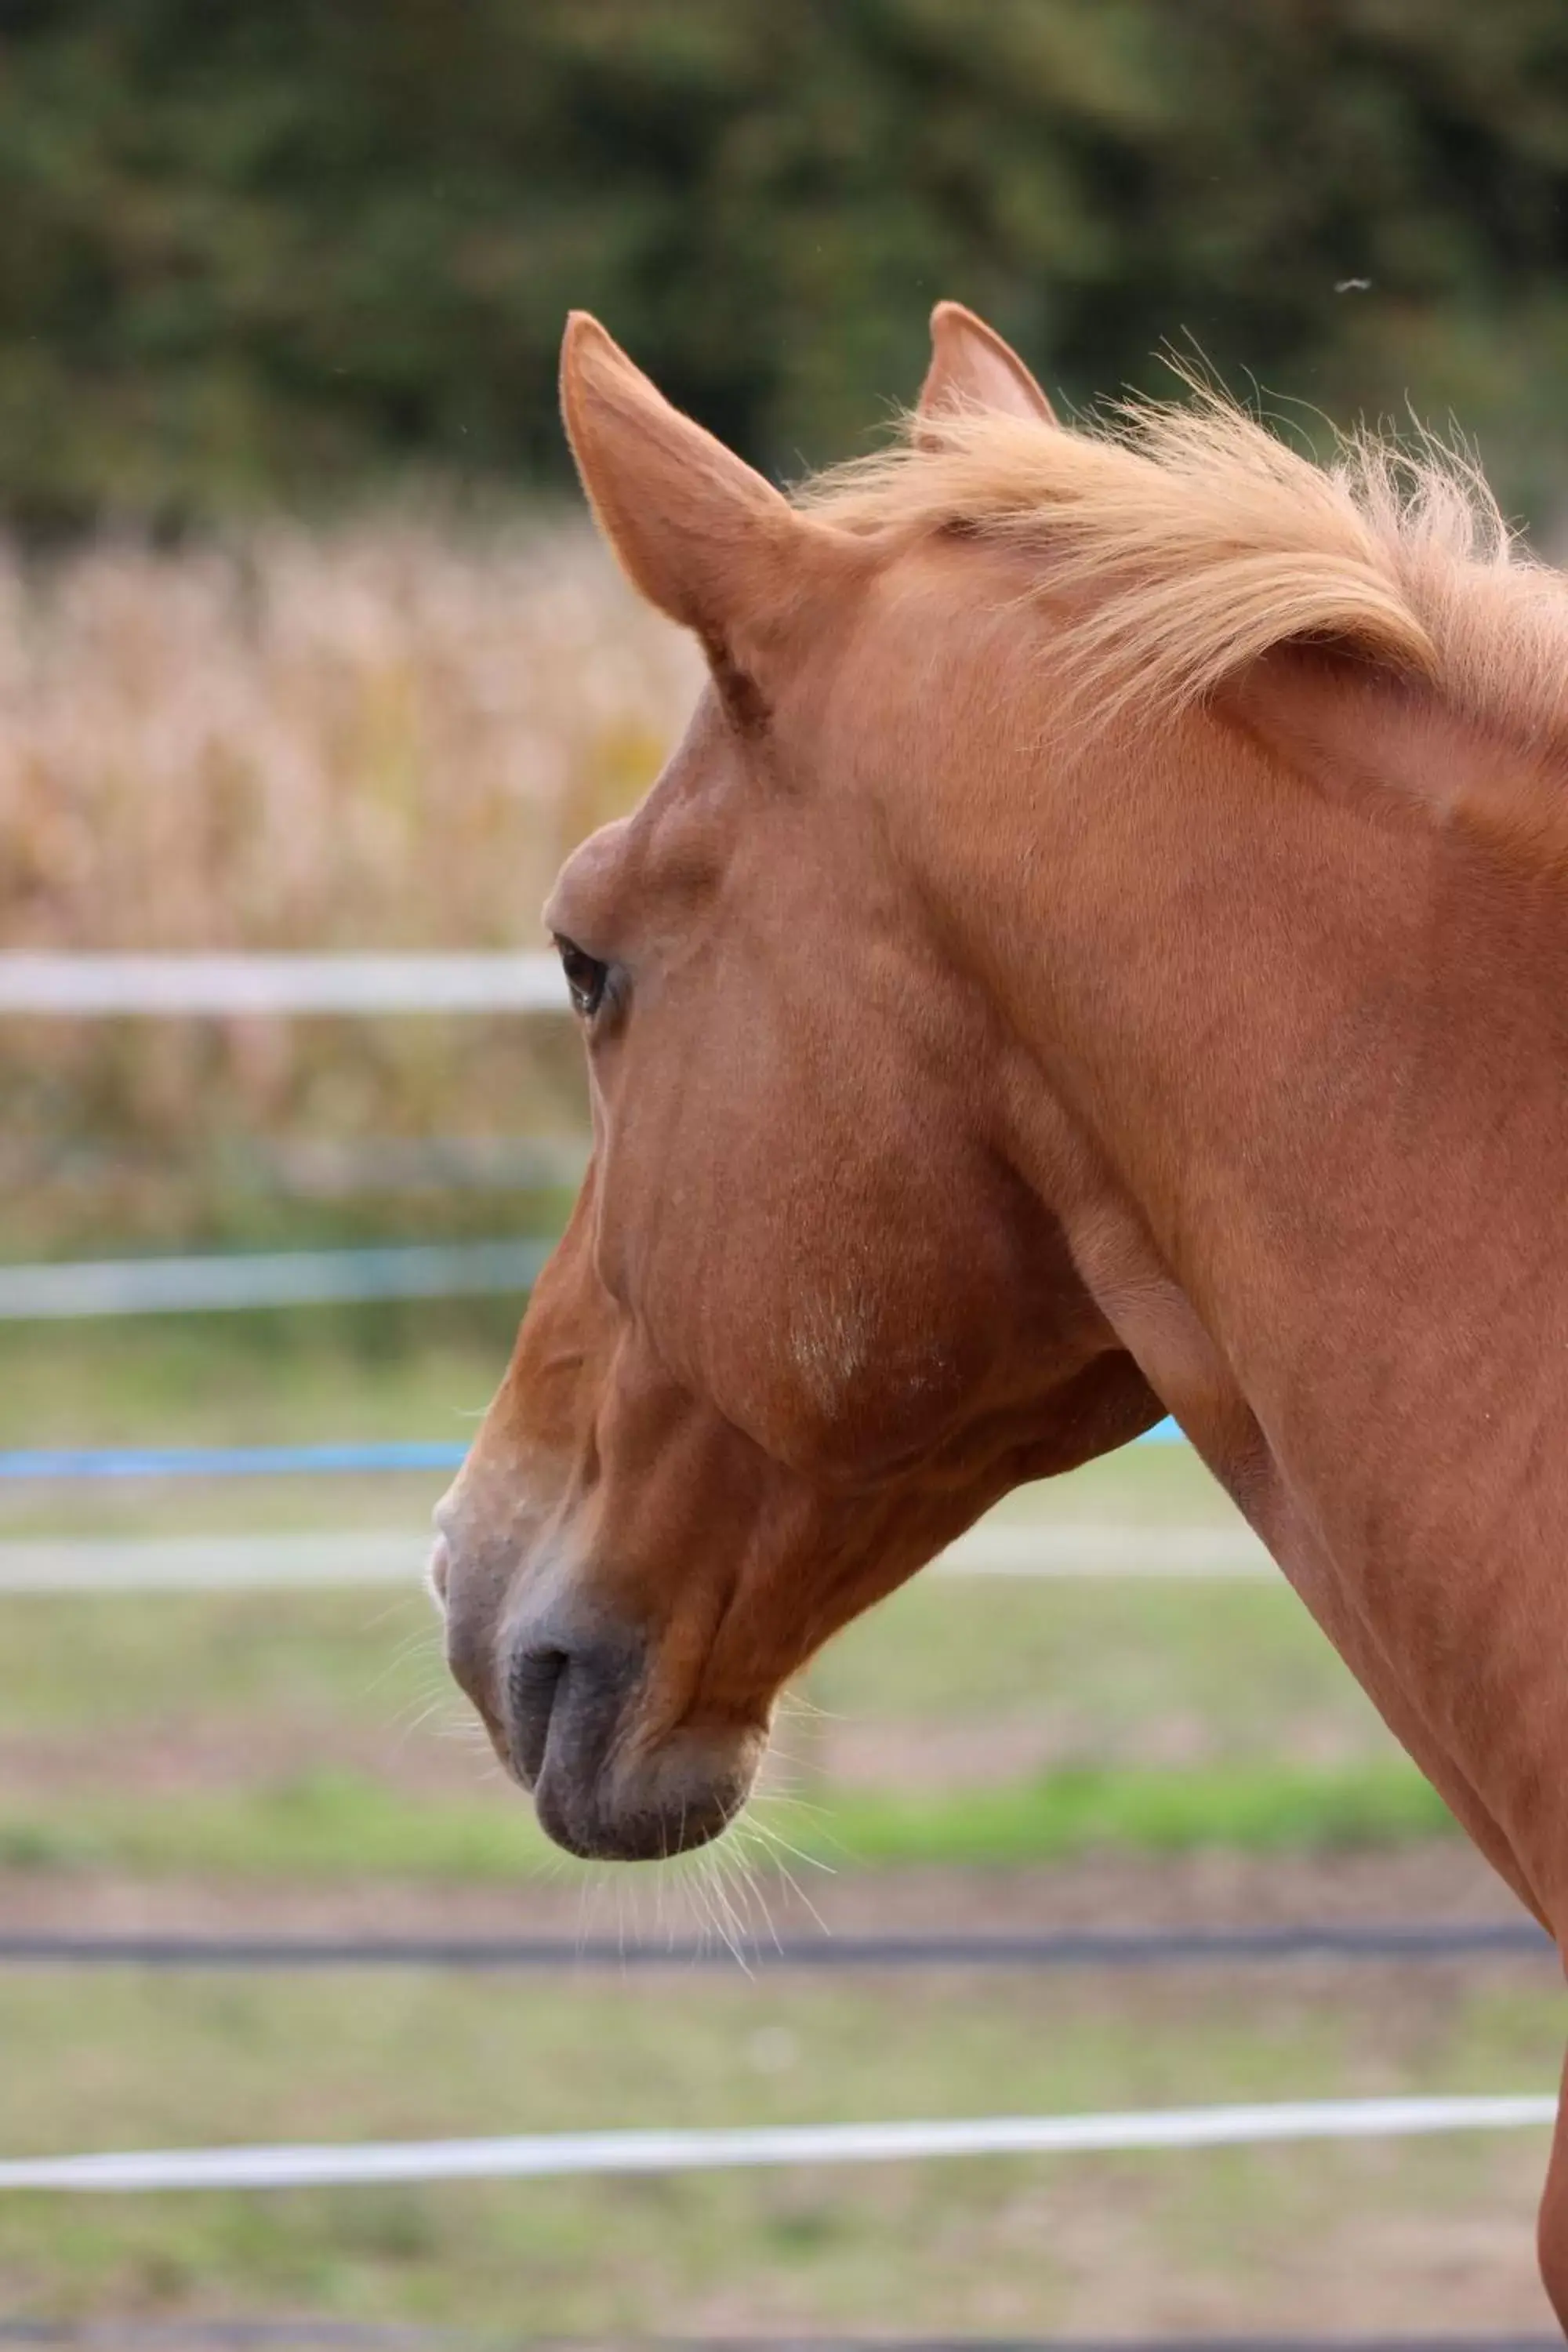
[799,391,1568,748]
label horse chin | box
[534,1718,768,1864]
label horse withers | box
[433,303,1568,2319]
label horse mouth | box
[488,1624,762,1863]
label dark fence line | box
[0,1922,1551,1973]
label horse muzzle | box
[507,1626,765,1861]
[433,1527,765,1863]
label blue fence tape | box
[0,1442,470,1481]
[0,1423,1181,1481]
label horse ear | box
[561,313,824,696]
[917,302,1058,434]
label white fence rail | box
[19,1244,1272,1344]
[0,953,568,1017]
[0,1520,1269,1594]
[0,2092,1552,2194]
[0,1241,552,1320]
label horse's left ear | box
[561,313,838,706]
[917,302,1058,434]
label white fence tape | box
[0,2093,1552,2194]
[0,1522,1268,1594]
[0,1534,430,1594]
[0,953,568,1018]
[0,1241,550,1319]
[931,1521,1269,1578]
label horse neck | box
[922,646,1568,1918]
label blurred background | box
[2,1,1567,2342]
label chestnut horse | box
[433,303,1568,2316]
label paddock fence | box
[0,953,568,1017]
[0,2092,1559,2196]
[0,1921,1552,1971]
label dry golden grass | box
[0,515,699,1250]
[0,513,698,952]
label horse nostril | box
[507,1646,568,1788]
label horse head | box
[432,306,1159,1861]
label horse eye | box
[554,935,608,1019]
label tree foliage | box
[2,0,1566,522]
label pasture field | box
[1,1311,1547,2335]
[0,1953,1558,2333]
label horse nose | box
[427,1486,463,1608]
[426,1531,452,1607]
[502,1624,756,1862]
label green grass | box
[0,1754,1457,1883]
[822,1757,1456,1865]
[0,1305,517,1453]
[0,1587,450,1740]
[813,1568,1390,1749]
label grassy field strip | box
[0,2094,1555,2194]
[935,1521,1268,1576]
[0,1761,1454,1879]
[0,1519,1269,1592]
